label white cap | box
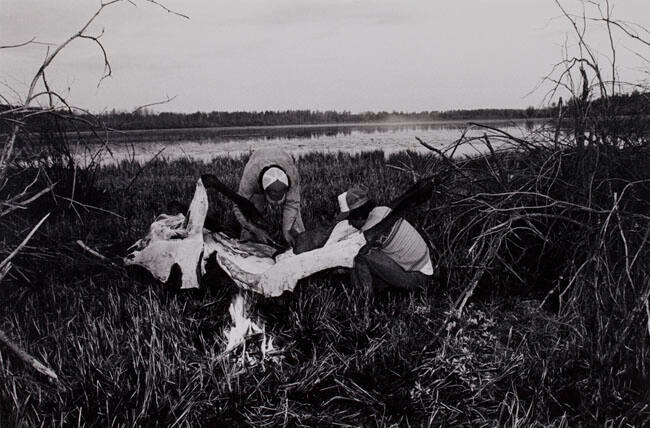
[261,167,289,190]
[338,192,350,213]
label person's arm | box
[234,203,274,244]
[281,156,301,244]
[233,205,254,231]
[234,160,259,228]
[323,220,359,246]
[232,159,275,244]
[282,199,300,236]
[361,207,399,249]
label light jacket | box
[234,148,301,235]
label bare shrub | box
[0,0,186,380]
[417,1,649,416]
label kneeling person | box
[234,148,305,246]
[337,185,433,293]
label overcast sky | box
[1,0,648,113]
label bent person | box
[336,185,433,294]
[234,147,305,246]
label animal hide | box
[124,179,209,289]
[125,178,365,296]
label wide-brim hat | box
[336,185,369,221]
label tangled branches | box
[0,0,186,381]
[420,5,650,374]
[420,116,650,409]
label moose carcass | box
[125,174,436,296]
[124,178,365,296]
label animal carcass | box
[125,178,365,296]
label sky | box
[1,0,649,113]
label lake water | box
[76,120,545,166]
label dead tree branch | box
[132,95,177,113]
[0,213,50,274]
[0,38,36,49]
[0,329,58,382]
[143,0,190,19]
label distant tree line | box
[577,89,649,117]
[87,107,554,130]
[1,91,647,133]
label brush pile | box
[418,119,650,418]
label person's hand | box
[283,229,296,247]
[251,226,273,245]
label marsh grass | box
[0,145,648,426]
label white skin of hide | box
[125,179,366,296]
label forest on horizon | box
[1,90,647,132]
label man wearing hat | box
[234,147,304,246]
[336,185,433,294]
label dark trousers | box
[351,250,428,294]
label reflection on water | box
[75,120,545,166]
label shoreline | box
[0,117,548,139]
[77,117,548,135]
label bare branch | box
[28,90,70,107]
[0,38,36,49]
[55,195,125,219]
[0,182,57,218]
[79,29,113,85]
[132,95,177,113]
[585,17,650,47]
[0,213,50,273]
[0,129,19,184]
[0,262,11,283]
[122,147,166,192]
[143,0,190,19]
[552,0,608,97]
[0,329,58,381]
[602,0,618,95]
[0,38,57,49]
[1,0,123,183]
[76,240,122,268]
[467,122,531,147]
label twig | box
[0,182,57,218]
[122,147,166,192]
[646,297,650,337]
[0,128,19,185]
[0,262,11,282]
[76,240,122,268]
[438,232,503,326]
[0,213,50,273]
[0,38,36,49]
[417,136,474,183]
[0,213,57,381]
[454,251,496,317]
[132,95,177,113]
[468,122,531,147]
[79,30,113,86]
[55,195,125,219]
[0,38,56,49]
[0,329,58,381]
[143,0,190,19]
